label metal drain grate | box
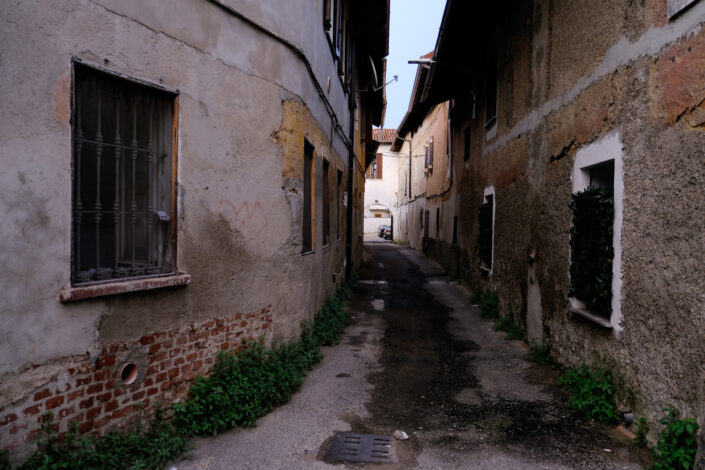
[327,432,396,463]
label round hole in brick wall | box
[120,363,138,385]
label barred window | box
[71,64,176,285]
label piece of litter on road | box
[603,448,611,452]
[393,430,409,440]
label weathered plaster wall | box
[396,102,461,271]
[0,0,354,459]
[453,0,705,439]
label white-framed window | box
[478,186,495,272]
[570,130,624,333]
[71,63,176,285]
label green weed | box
[569,187,614,316]
[0,450,10,470]
[174,283,351,436]
[493,310,524,340]
[558,364,617,423]
[469,288,483,304]
[470,289,499,319]
[13,283,354,469]
[524,340,555,366]
[635,416,650,448]
[19,405,188,470]
[651,406,699,470]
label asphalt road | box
[172,241,649,469]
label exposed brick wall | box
[0,306,273,459]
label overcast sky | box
[383,0,446,130]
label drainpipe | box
[345,71,355,278]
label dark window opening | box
[464,125,471,162]
[484,50,498,129]
[322,159,330,247]
[337,170,343,240]
[478,194,494,269]
[570,161,615,318]
[436,207,440,238]
[453,216,458,245]
[71,64,175,285]
[303,141,314,253]
[424,138,434,174]
[323,0,332,31]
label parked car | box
[384,227,392,240]
[378,224,389,238]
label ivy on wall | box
[569,187,614,317]
[478,198,493,268]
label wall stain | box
[219,199,269,238]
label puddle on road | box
[344,243,651,469]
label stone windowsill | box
[60,273,191,302]
[569,298,612,329]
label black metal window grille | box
[72,65,175,285]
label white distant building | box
[364,129,399,238]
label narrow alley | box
[174,240,649,469]
[4,1,705,468]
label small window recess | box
[478,186,495,274]
[569,130,624,334]
[424,138,434,175]
[436,207,440,238]
[452,216,458,245]
[322,158,330,248]
[302,140,315,254]
[463,125,471,162]
[483,48,498,135]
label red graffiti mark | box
[219,199,269,237]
